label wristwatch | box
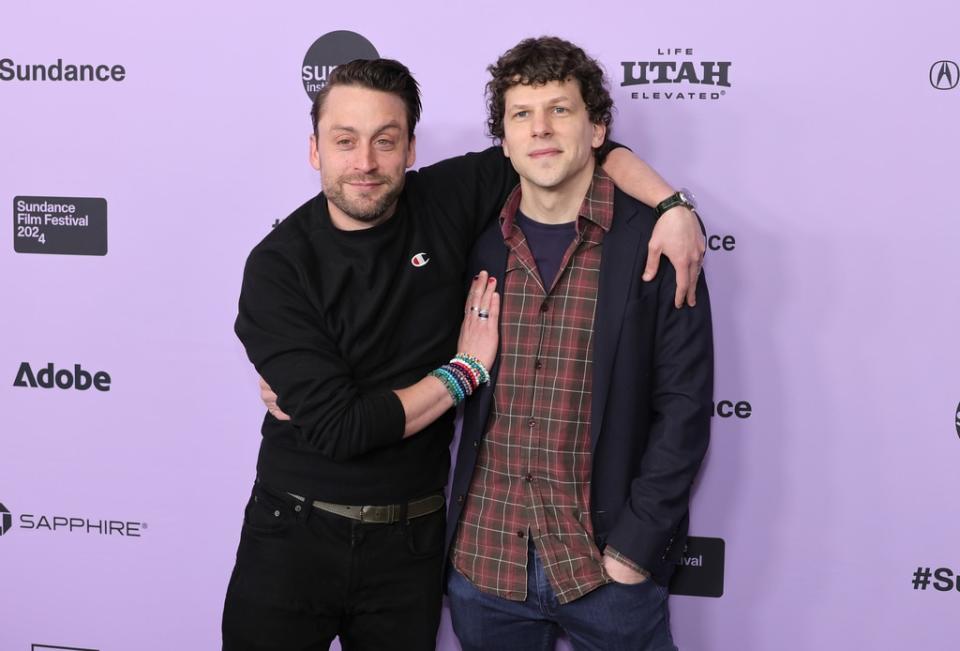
[655,187,697,217]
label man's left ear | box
[591,123,607,149]
[406,135,417,168]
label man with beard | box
[226,57,704,650]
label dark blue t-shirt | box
[515,209,577,292]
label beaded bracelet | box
[449,358,480,387]
[453,353,490,385]
[430,367,465,404]
[430,353,491,406]
[446,364,473,395]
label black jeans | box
[222,481,445,651]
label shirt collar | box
[499,167,615,240]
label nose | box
[353,143,377,173]
[531,110,552,138]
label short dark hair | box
[310,58,422,139]
[486,36,613,149]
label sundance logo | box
[302,31,379,100]
[669,536,725,598]
[14,362,111,391]
[0,58,126,82]
[712,400,751,419]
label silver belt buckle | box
[359,504,382,523]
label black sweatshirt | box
[235,147,516,504]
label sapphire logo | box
[930,61,959,90]
[410,252,430,268]
[0,503,144,537]
[0,503,11,536]
[302,31,379,100]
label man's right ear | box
[309,134,321,171]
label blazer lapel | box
[591,194,646,452]
[464,222,510,436]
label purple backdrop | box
[3,1,959,649]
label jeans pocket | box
[243,483,294,535]
[403,508,445,558]
[610,575,669,602]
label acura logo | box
[930,60,959,90]
[955,402,960,439]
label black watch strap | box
[655,191,694,218]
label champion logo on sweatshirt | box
[410,252,430,268]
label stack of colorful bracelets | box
[430,353,491,406]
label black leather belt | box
[286,492,445,524]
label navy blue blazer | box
[445,187,714,586]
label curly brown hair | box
[486,36,613,149]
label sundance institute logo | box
[930,60,959,90]
[301,30,379,100]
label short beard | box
[325,176,404,224]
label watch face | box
[679,187,698,210]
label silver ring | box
[469,306,480,312]
[477,309,490,319]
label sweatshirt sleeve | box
[406,142,629,250]
[405,146,518,248]
[234,244,406,462]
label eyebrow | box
[508,96,573,110]
[329,121,403,134]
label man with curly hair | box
[445,37,714,650]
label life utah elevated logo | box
[621,48,732,101]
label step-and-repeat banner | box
[2,1,958,649]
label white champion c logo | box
[410,252,430,267]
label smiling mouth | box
[529,149,561,159]
[345,179,385,190]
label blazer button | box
[473,440,479,448]
[457,495,465,504]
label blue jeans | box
[448,543,677,651]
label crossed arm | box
[254,148,706,451]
